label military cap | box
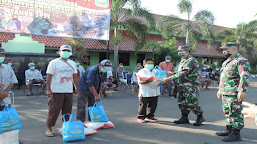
[219,42,237,49]
[177,45,190,51]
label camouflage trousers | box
[178,86,203,115]
[222,95,244,129]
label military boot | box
[174,111,190,124]
[216,125,232,136]
[193,114,205,126]
[222,128,241,142]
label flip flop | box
[45,132,55,137]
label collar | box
[228,53,240,61]
[182,55,191,60]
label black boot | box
[193,114,205,126]
[222,128,242,142]
[216,125,232,136]
[174,111,190,124]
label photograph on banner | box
[0,0,111,40]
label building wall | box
[89,52,99,67]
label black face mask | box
[223,51,232,58]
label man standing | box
[0,48,18,110]
[25,62,46,96]
[45,45,79,137]
[162,46,205,126]
[216,42,250,142]
[77,59,111,122]
[137,58,160,123]
[159,56,174,96]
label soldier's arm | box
[170,60,195,80]
[237,59,251,92]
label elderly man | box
[45,45,79,137]
[0,48,18,110]
[25,62,46,96]
[77,59,111,122]
[216,42,250,142]
[159,56,174,97]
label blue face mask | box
[8,63,12,66]
[60,51,72,59]
[0,57,5,63]
[30,66,35,70]
[203,68,207,70]
[146,64,154,70]
[76,63,80,66]
[216,68,220,71]
[178,52,185,57]
[100,68,107,73]
[165,59,171,63]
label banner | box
[0,0,111,40]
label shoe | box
[193,114,205,126]
[26,93,33,96]
[222,128,241,142]
[138,119,146,123]
[174,116,189,124]
[216,125,232,136]
[172,94,177,98]
[39,91,45,95]
[145,117,158,122]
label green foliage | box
[177,0,192,15]
[67,38,89,65]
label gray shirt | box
[0,64,18,106]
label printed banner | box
[0,0,111,40]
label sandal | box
[45,131,55,137]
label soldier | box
[162,45,205,126]
[216,42,250,142]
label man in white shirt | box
[76,60,85,78]
[45,45,79,137]
[25,62,46,96]
[137,58,160,123]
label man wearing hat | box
[77,59,111,122]
[216,42,250,142]
[45,45,79,137]
[25,62,46,96]
[162,45,205,126]
[159,56,174,97]
[0,48,18,111]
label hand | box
[146,77,153,82]
[0,91,8,99]
[167,71,175,75]
[47,89,53,97]
[161,77,171,85]
[242,102,257,119]
[74,89,79,97]
[0,83,5,88]
[95,95,101,102]
[217,90,222,99]
[238,91,246,102]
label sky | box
[140,0,257,28]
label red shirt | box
[159,61,174,76]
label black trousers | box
[137,96,158,119]
[77,93,95,122]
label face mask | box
[146,64,154,70]
[8,63,12,66]
[165,60,171,63]
[104,66,112,71]
[120,65,123,68]
[178,52,185,57]
[30,66,35,70]
[216,68,220,71]
[223,50,231,58]
[76,63,80,66]
[0,57,5,63]
[100,67,107,73]
[60,51,72,59]
[203,68,207,70]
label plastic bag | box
[103,121,115,128]
[62,114,85,142]
[138,76,161,88]
[0,129,19,144]
[57,127,97,136]
[83,121,104,130]
[155,66,168,86]
[0,104,22,134]
[88,101,109,122]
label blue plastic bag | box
[62,114,85,142]
[0,104,22,134]
[88,101,109,122]
[155,66,168,86]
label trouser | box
[222,95,244,129]
[77,93,95,122]
[137,96,158,119]
[161,80,172,94]
[46,93,73,128]
[178,86,203,116]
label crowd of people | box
[0,42,255,143]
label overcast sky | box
[140,0,257,28]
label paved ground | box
[13,83,257,144]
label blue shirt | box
[78,65,106,97]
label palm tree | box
[111,0,155,71]
[215,20,257,61]
[156,0,216,50]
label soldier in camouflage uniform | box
[162,45,205,126]
[216,42,251,142]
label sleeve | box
[46,61,54,74]
[159,62,163,70]
[237,59,251,92]
[85,69,96,87]
[25,70,30,81]
[9,66,18,84]
[73,62,78,74]
[38,70,43,80]
[171,59,195,80]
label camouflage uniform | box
[171,55,203,115]
[220,53,251,130]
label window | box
[99,52,107,63]
[119,53,130,66]
[137,54,145,64]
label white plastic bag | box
[0,130,19,144]
[83,121,104,130]
[103,121,115,128]
[57,127,97,136]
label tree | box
[215,20,257,61]
[156,0,216,50]
[111,0,155,71]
